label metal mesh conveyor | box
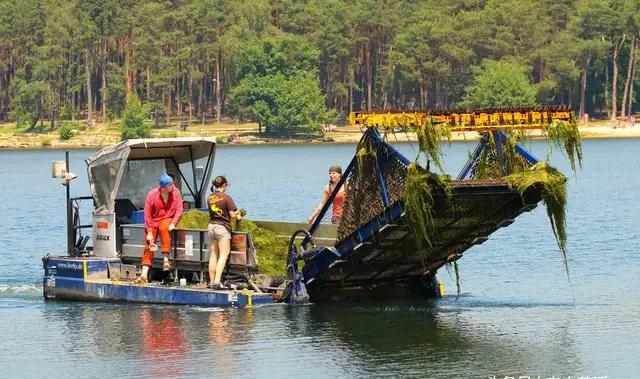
[298,118,550,295]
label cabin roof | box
[85,137,217,214]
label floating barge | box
[43,107,572,306]
[43,138,276,308]
[43,257,272,307]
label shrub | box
[461,59,537,107]
[40,136,52,147]
[58,123,74,140]
[121,94,151,140]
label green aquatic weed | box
[505,162,569,275]
[176,209,288,276]
[403,162,450,260]
[543,119,583,172]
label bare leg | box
[213,238,231,284]
[208,239,219,283]
[140,228,159,280]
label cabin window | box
[117,159,167,209]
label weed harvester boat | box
[41,107,578,307]
[283,106,578,303]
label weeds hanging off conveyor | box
[356,136,376,175]
[415,118,451,173]
[388,114,580,291]
[473,131,529,179]
[453,261,461,297]
[505,162,570,275]
[544,119,583,172]
[403,162,450,260]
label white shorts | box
[208,223,231,240]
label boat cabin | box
[82,137,258,283]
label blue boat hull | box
[43,256,274,308]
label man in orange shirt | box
[136,173,183,283]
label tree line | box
[0,0,638,133]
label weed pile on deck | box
[234,219,288,276]
[176,209,288,276]
[176,209,209,229]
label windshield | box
[177,154,212,207]
[117,160,167,209]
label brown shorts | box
[208,223,231,240]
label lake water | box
[1,139,639,378]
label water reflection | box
[206,311,234,377]
[140,308,189,378]
[208,310,232,346]
[40,303,263,377]
[28,297,596,378]
[292,299,582,377]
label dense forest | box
[0,0,638,133]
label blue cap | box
[158,174,173,187]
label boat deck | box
[43,256,275,308]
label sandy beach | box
[1,119,639,149]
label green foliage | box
[229,71,331,133]
[505,162,569,275]
[176,209,210,229]
[461,60,538,107]
[232,34,320,80]
[228,35,330,133]
[9,77,47,128]
[40,136,52,147]
[0,0,637,130]
[58,123,74,140]
[121,94,151,140]
[59,104,72,120]
[234,219,289,276]
[105,66,127,121]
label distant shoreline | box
[1,121,639,149]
